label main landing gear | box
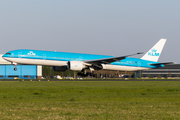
[77,69,97,77]
[77,72,97,77]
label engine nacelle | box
[68,61,85,71]
[52,66,68,71]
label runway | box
[0,79,180,81]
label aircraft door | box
[43,54,46,60]
[138,61,141,67]
[18,52,22,58]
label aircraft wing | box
[85,52,143,64]
[150,62,175,66]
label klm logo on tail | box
[148,49,159,56]
[141,39,166,62]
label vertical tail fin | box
[141,39,166,62]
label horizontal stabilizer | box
[150,62,175,66]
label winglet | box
[141,39,166,62]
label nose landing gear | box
[11,62,17,71]
[14,67,17,71]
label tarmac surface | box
[0,79,180,81]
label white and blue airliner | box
[2,39,173,73]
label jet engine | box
[68,61,85,71]
[52,66,68,71]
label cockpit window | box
[5,53,11,55]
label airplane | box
[2,39,173,76]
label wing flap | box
[85,52,143,64]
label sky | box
[0,0,180,63]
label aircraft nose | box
[2,54,6,59]
[2,53,8,58]
[2,54,11,62]
[2,54,6,58]
[2,56,8,61]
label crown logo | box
[28,51,36,56]
[151,49,157,52]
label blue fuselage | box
[2,49,163,71]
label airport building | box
[0,54,42,79]
[140,64,180,78]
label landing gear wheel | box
[14,68,17,71]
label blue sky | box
[0,0,180,63]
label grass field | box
[0,81,180,120]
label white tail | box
[141,39,166,62]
